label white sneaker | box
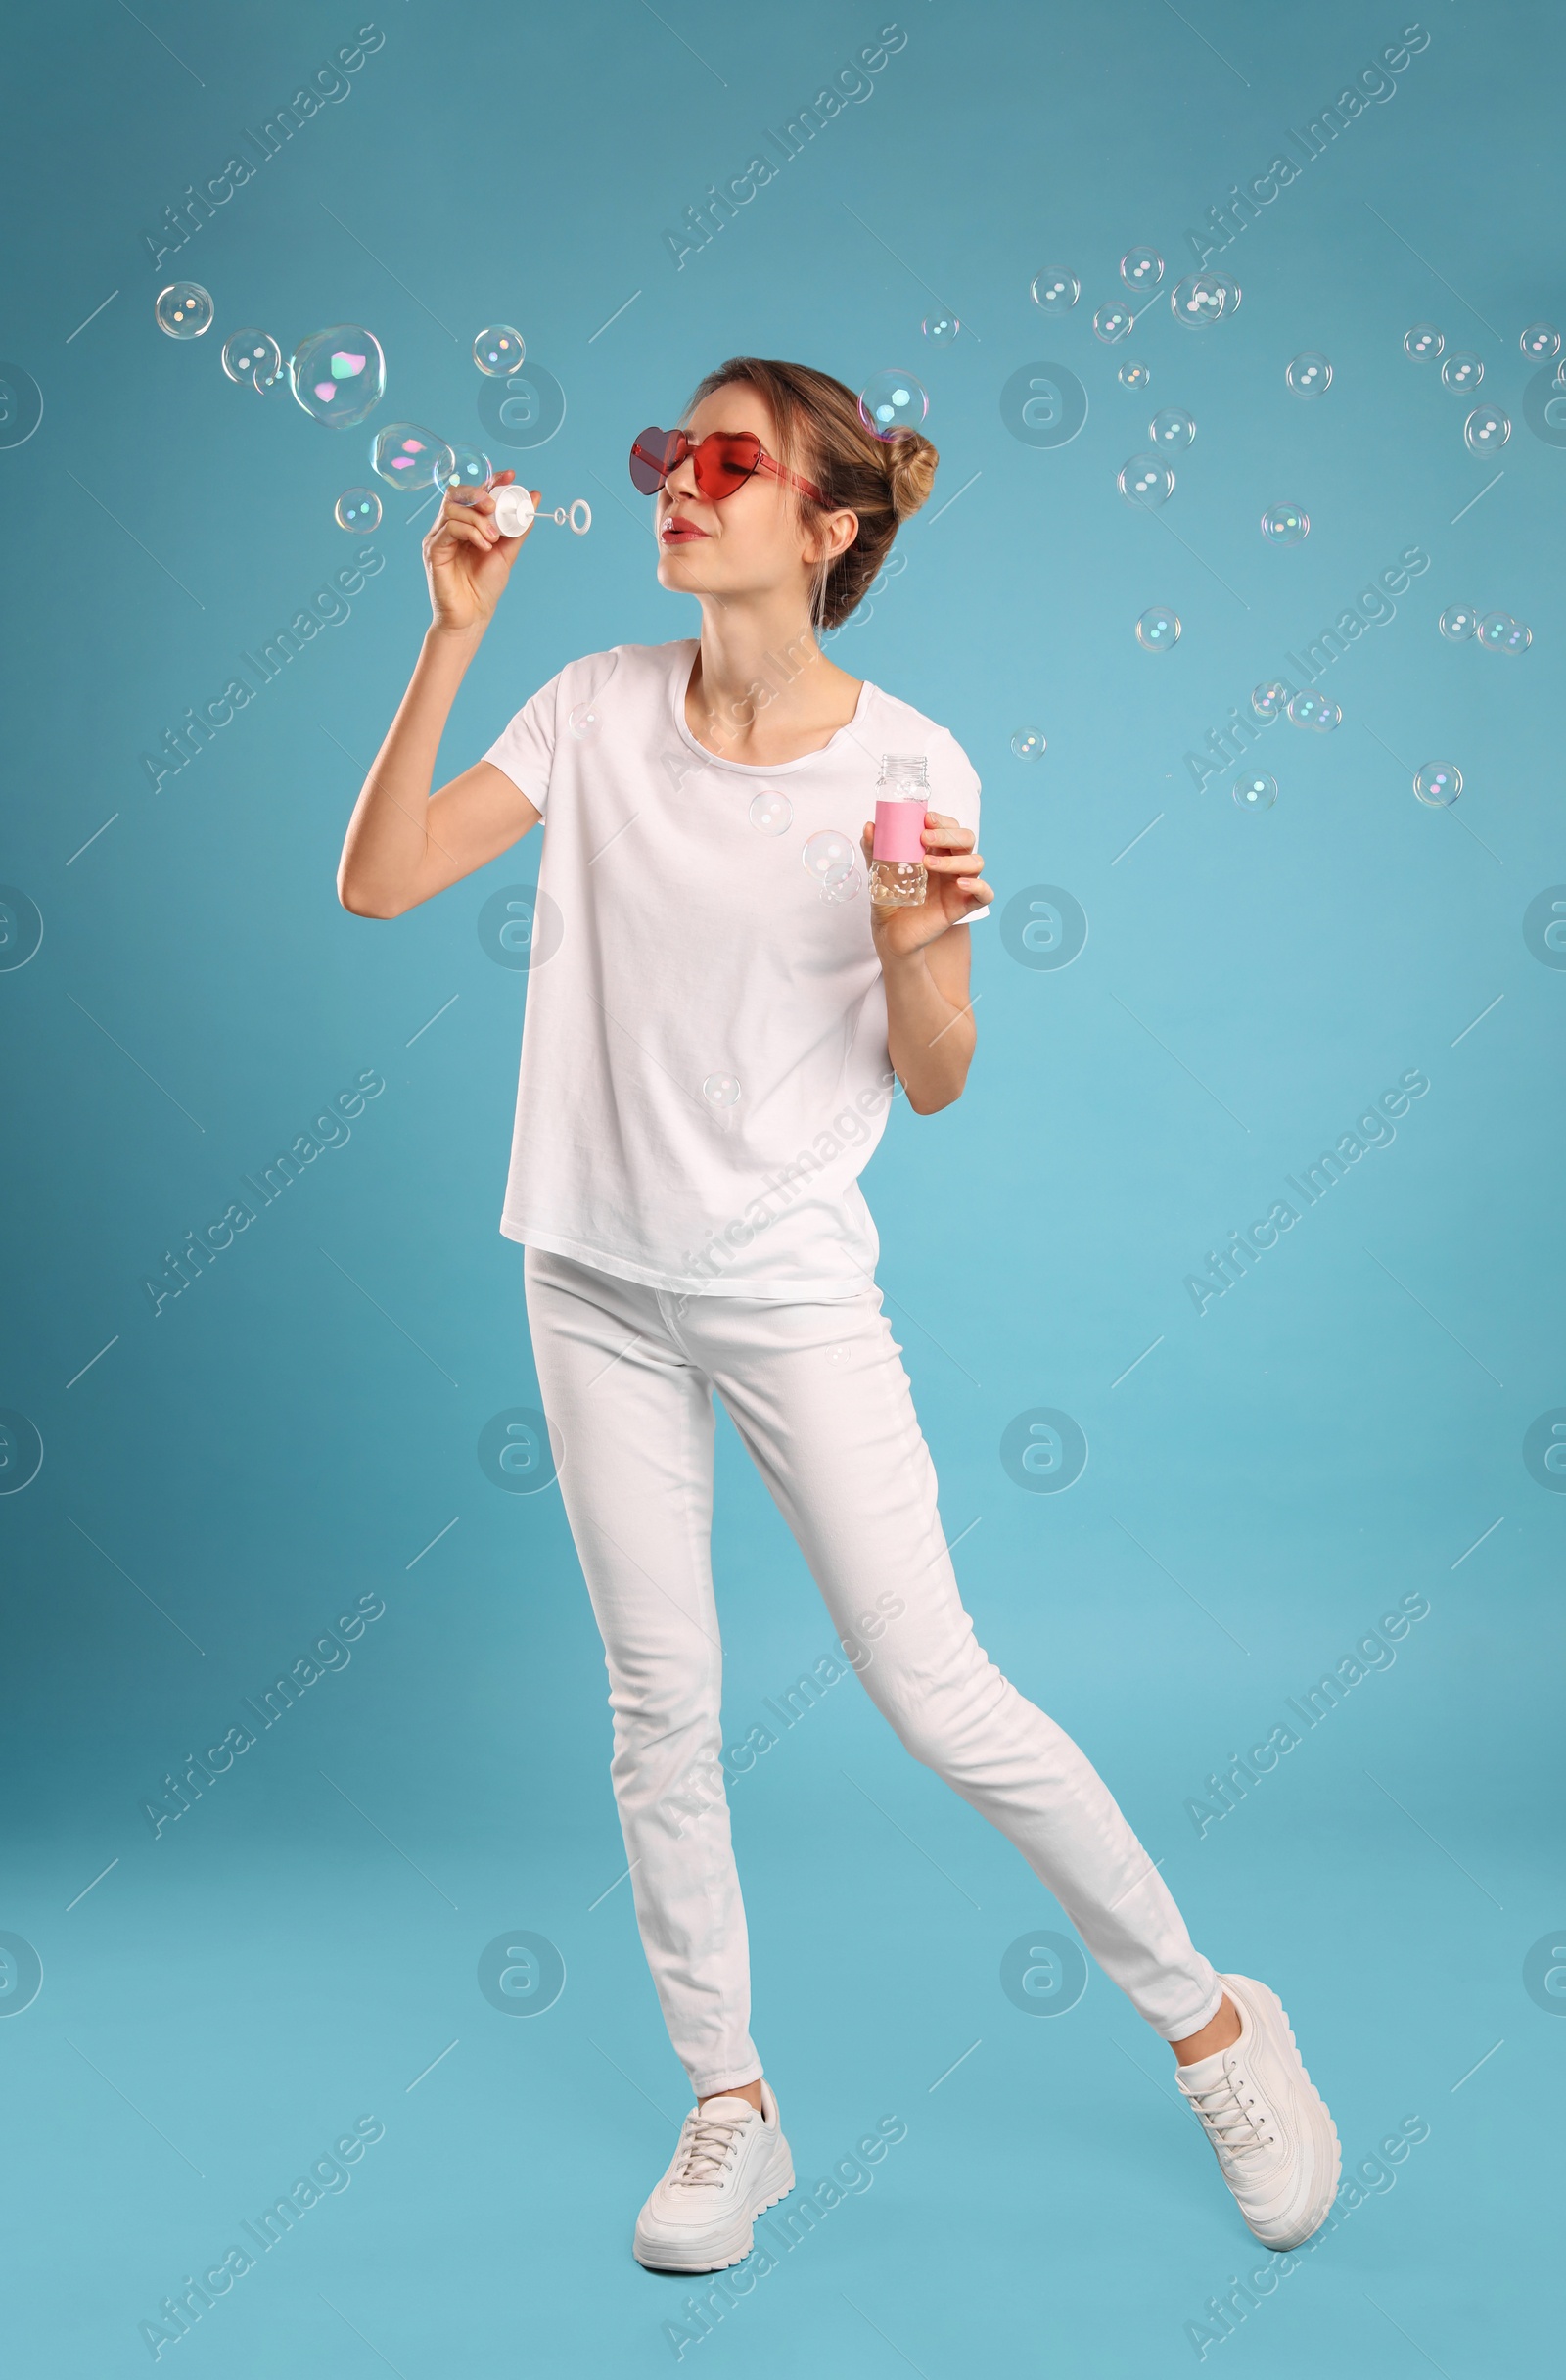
[1175,1973,1341,2250]
[633,2081,796,2273]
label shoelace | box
[672,2109,750,2189]
[1185,2065,1270,2160]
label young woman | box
[337,357,1338,2276]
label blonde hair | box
[685,356,938,629]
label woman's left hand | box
[859,812,994,956]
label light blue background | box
[2,2,1560,2371]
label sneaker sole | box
[633,2140,797,2273]
[1224,1974,1341,2251]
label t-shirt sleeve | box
[482,671,561,814]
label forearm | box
[337,624,484,915]
[883,943,976,1113]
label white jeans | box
[524,1247,1222,2097]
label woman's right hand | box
[423,468,538,634]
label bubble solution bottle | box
[869,754,929,907]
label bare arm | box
[337,471,544,920]
[859,812,994,1114]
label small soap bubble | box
[1030,269,1080,313]
[1233,771,1277,812]
[1208,273,1242,315]
[921,311,959,346]
[156,281,212,340]
[1287,689,1339,732]
[1251,680,1290,722]
[802,829,855,886]
[1120,246,1164,294]
[1118,359,1151,390]
[1010,728,1046,759]
[1438,604,1478,641]
[1413,762,1461,807]
[1404,323,1444,360]
[437,443,493,500]
[568,702,602,740]
[1134,605,1180,652]
[220,327,281,390]
[703,1074,741,1107]
[291,326,386,428]
[1261,501,1309,545]
[473,324,526,375]
[334,487,383,533]
[1463,404,1509,455]
[1441,350,1483,394]
[1285,351,1332,397]
[1148,407,1195,449]
[749,789,793,833]
[858,369,928,438]
[369,422,446,488]
[1118,453,1174,508]
[1093,303,1133,343]
[822,868,864,904]
[1477,610,1531,652]
[1171,272,1226,327]
[1520,322,1561,360]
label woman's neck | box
[686,596,862,766]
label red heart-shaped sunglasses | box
[628,425,824,505]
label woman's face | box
[653,383,852,617]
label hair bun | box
[885,429,938,521]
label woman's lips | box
[661,516,708,543]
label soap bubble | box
[921,311,960,346]
[1208,273,1242,315]
[1030,269,1080,312]
[290,326,386,428]
[1251,680,1290,722]
[1413,762,1461,807]
[1134,605,1180,651]
[1148,407,1195,448]
[1404,323,1444,360]
[703,1074,741,1106]
[1092,303,1133,343]
[750,789,793,833]
[334,488,383,533]
[1233,771,1277,811]
[1520,322,1561,359]
[803,829,855,886]
[436,443,492,500]
[568,701,602,740]
[1285,351,1332,397]
[1438,603,1478,641]
[1118,453,1174,507]
[1120,246,1164,293]
[1261,501,1309,545]
[156,281,212,339]
[1287,689,1339,731]
[369,422,447,489]
[1118,359,1151,389]
[473,324,526,375]
[1010,728,1046,759]
[1477,610,1531,652]
[822,868,864,904]
[1441,350,1483,394]
[1171,272,1226,327]
[1463,404,1509,455]
[858,369,927,437]
[220,327,281,390]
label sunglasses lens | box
[695,433,760,498]
[629,427,680,493]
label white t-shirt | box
[482,637,984,1301]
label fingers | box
[920,815,973,852]
[922,846,985,879]
[429,510,501,556]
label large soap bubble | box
[369,422,447,489]
[290,326,386,428]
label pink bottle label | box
[873,798,926,862]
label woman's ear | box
[806,508,858,566]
